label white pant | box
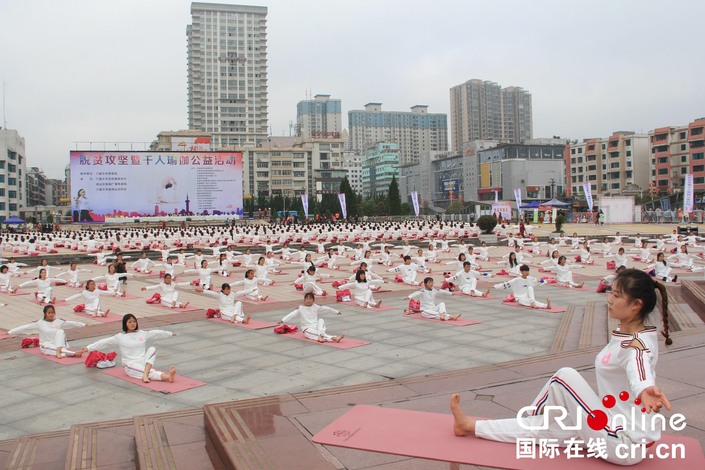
[476,367,645,465]
[221,301,245,323]
[37,287,53,303]
[303,282,324,296]
[421,302,447,319]
[517,287,547,308]
[403,272,418,285]
[460,279,482,296]
[123,347,164,381]
[161,291,182,307]
[303,319,333,342]
[354,289,378,308]
[40,330,76,357]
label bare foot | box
[261,295,268,301]
[403,310,414,315]
[450,313,462,321]
[142,372,151,383]
[74,350,83,358]
[577,282,584,288]
[104,309,110,317]
[376,300,382,308]
[181,302,190,309]
[171,301,177,308]
[243,314,251,324]
[361,301,368,308]
[55,347,63,359]
[322,291,328,296]
[546,298,552,309]
[483,288,491,298]
[167,366,176,383]
[51,297,57,304]
[318,334,326,343]
[451,394,477,436]
[332,335,344,343]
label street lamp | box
[549,178,556,199]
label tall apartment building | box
[650,118,705,194]
[0,129,27,219]
[296,94,342,139]
[449,79,533,152]
[362,143,399,197]
[565,132,650,198]
[348,103,447,166]
[342,151,363,194]
[187,3,268,149]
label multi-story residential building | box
[46,178,68,206]
[26,167,50,207]
[241,137,347,201]
[449,79,533,152]
[150,130,212,151]
[342,151,363,194]
[362,143,399,197]
[649,118,705,194]
[348,103,447,166]
[187,3,268,149]
[566,132,650,198]
[0,129,27,219]
[296,94,342,139]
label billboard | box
[170,136,211,151]
[70,151,243,222]
[441,178,459,194]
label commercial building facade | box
[348,103,447,166]
[187,3,269,149]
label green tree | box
[360,198,379,216]
[400,202,412,215]
[339,177,358,219]
[387,176,401,215]
[445,200,465,214]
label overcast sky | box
[1,0,703,179]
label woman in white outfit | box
[79,314,176,383]
[198,283,252,323]
[183,259,214,290]
[65,280,112,317]
[230,269,270,301]
[547,256,584,288]
[407,277,459,320]
[278,292,343,343]
[338,270,384,309]
[130,252,156,274]
[19,268,65,304]
[493,265,551,309]
[446,262,490,297]
[388,256,421,286]
[667,245,695,270]
[0,265,18,292]
[141,274,191,308]
[451,269,673,466]
[9,305,85,358]
[647,253,678,283]
[93,264,132,297]
[294,266,328,296]
[57,263,93,288]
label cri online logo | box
[587,392,642,431]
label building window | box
[694,165,705,172]
[680,132,687,139]
[625,139,631,146]
[8,190,16,199]
[658,180,669,187]
[695,177,705,184]
[611,183,620,189]
[691,127,704,136]
[657,168,668,175]
[694,153,704,160]
[682,155,688,163]
[8,203,16,211]
[682,168,688,174]
[611,162,620,168]
[8,177,16,186]
[0,202,4,210]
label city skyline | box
[1,0,703,179]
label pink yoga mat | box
[74,311,122,323]
[502,301,567,313]
[1,290,30,296]
[312,405,705,470]
[208,316,276,330]
[149,303,203,313]
[339,301,396,311]
[404,313,480,326]
[23,347,84,365]
[241,297,278,304]
[456,293,501,300]
[30,299,69,306]
[283,331,369,349]
[0,331,16,339]
[100,366,206,393]
[115,294,142,300]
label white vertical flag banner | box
[410,191,420,217]
[494,189,499,204]
[684,173,694,213]
[338,193,347,219]
[582,181,594,212]
[513,188,522,216]
[300,194,309,218]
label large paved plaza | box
[0,222,704,469]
